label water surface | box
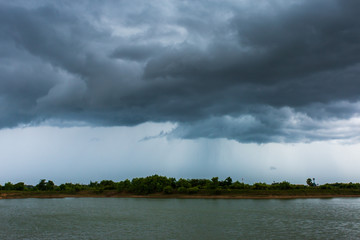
[1,197,359,239]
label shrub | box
[177,187,188,194]
[215,188,222,195]
[253,182,268,190]
[13,182,25,191]
[231,181,245,189]
[163,186,173,194]
[188,187,199,194]
[320,184,332,189]
[278,181,291,190]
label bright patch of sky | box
[1,125,360,185]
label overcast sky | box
[1,0,360,185]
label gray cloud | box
[1,0,360,143]
[111,43,164,61]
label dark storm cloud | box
[1,0,360,143]
[111,43,163,61]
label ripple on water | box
[0,197,360,240]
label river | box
[1,197,359,239]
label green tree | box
[100,180,116,190]
[224,177,232,187]
[46,180,55,191]
[278,181,291,190]
[4,182,14,190]
[130,175,173,194]
[177,187,188,194]
[36,179,55,191]
[231,181,245,189]
[176,178,191,188]
[189,179,211,188]
[306,178,313,187]
[117,179,131,192]
[37,179,47,191]
[14,182,25,191]
[188,187,199,194]
[89,181,100,188]
[163,186,173,194]
[253,182,268,190]
[210,177,219,189]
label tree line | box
[1,175,360,194]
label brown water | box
[1,197,360,239]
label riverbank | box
[1,190,360,199]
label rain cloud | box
[1,0,360,143]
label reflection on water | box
[0,197,360,239]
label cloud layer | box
[1,0,360,143]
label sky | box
[1,0,360,185]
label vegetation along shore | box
[1,175,360,199]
